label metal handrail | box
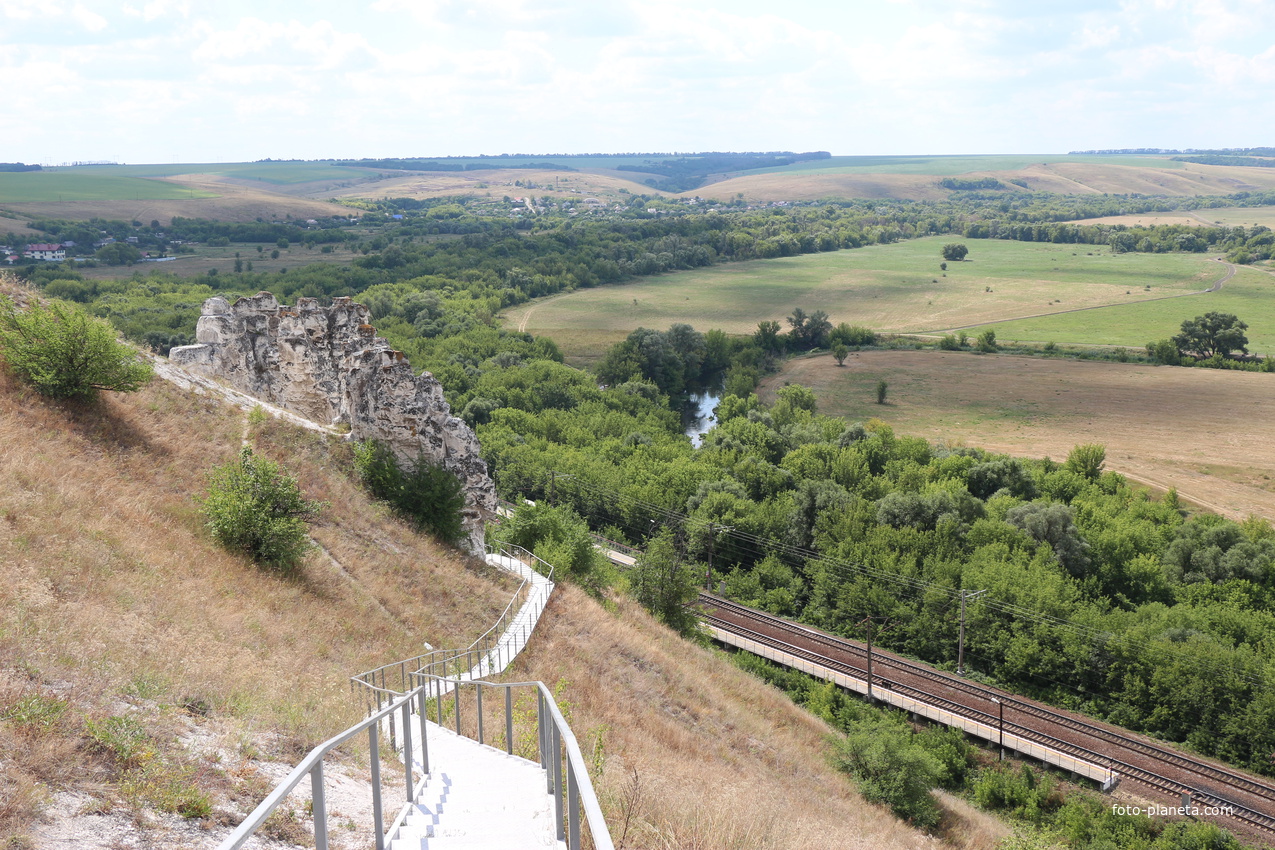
[221,541,602,849]
[349,543,554,699]
[218,686,431,850]
[412,670,615,850]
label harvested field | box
[328,167,660,203]
[763,350,1275,522]
[1071,206,1275,230]
[692,160,1275,203]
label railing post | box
[553,724,564,842]
[539,691,550,784]
[417,686,430,776]
[477,683,484,746]
[454,682,462,735]
[311,761,329,850]
[401,701,414,801]
[369,725,385,850]
[505,686,514,755]
[568,756,581,850]
[436,678,444,726]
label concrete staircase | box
[391,724,564,850]
[384,550,565,849]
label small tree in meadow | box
[832,343,849,366]
[353,440,466,544]
[0,295,153,400]
[201,447,325,574]
[876,380,888,404]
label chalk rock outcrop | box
[170,293,496,553]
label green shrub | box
[352,440,466,543]
[832,717,944,828]
[970,764,1059,824]
[493,502,607,590]
[200,447,324,573]
[0,295,153,400]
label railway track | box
[702,593,1275,841]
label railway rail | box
[702,593,1275,842]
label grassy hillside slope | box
[0,286,953,849]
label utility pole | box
[958,589,987,677]
[992,697,1004,760]
[861,616,888,701]
[704,522,733,589]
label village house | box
[23,243,65,261]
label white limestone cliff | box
[170,292,496,553]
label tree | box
[94,243,142,266]
[754,320,783,353]
[976,329,998,353]
[200,447,324,573]
[352,440,466,543]
[876,379,888,404]
[630,530,700,636]
[832,343,849,365]
[941,243,969,261]
[1145,338,1181,366]
[1065,443,1106,480]
[0,296,153,400]
[1172,312,1248,360]
[832,717,944,828]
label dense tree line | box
[477,382,1275,777]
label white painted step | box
[391,723,565,850]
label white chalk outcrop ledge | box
[170,292,497,552]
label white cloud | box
[0,0,56,20]
[71,2,107,30]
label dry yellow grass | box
[0,302,517,841]
[510,585,947,850]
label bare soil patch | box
[764,350,1275,521]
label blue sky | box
[2,0,1273,164]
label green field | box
[93,162,374,184]
[506,236,1225,359]
[979,265,1275,353]
[744,153,1184,177]
[0,171,218,203]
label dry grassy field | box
[1070,206,1275,230]
[763,350,1275,522]
[691,161,1275,203]
[327,167,664,204]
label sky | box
[2,0,1274,165]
